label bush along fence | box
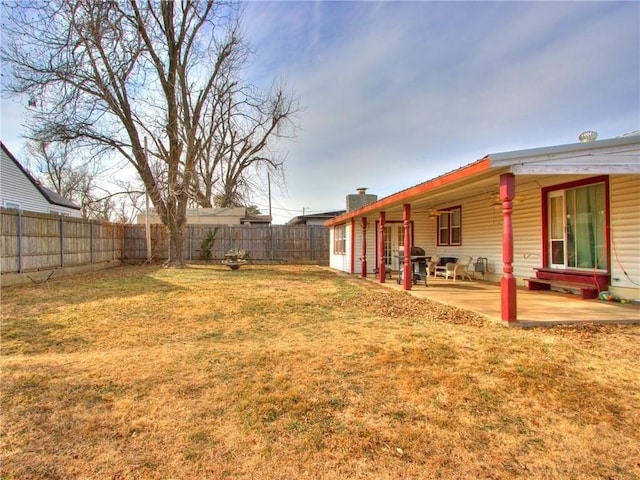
[0,208,330,275]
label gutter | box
[325,157,492,227]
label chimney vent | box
[346,188,377,212]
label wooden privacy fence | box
[121,224,330,263]
[1,208,329,274]
[1,209,123,274]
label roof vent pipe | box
[578,131,598,142]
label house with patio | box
[326,134,640,324]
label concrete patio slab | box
[359,273,640,327]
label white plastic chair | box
[444,256,473,281]
[426,254,441,277]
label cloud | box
[3,1,638,223]
[240,1,639,221]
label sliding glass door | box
[547,181,606,270]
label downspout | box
[500,173,517,323]
[361,217,367,277]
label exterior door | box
[548,191,566,268]
[383,225,405,270]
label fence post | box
[270,225,274,261]
[310,226,314,261]
[17,210,23,273]
[89,220,94,264]
[59,215,64,267]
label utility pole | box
[267,172,273,261]
[267,172,272,218]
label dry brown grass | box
[1,264,639,480]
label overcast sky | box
[2,1,639,223]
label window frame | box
[541,176,610,272]
[436,206,462,246]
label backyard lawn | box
[1,264,639,479]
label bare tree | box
[111,183,147,224]
[25,140,115,219]
[191,76,300,209]
[2,1,282,266]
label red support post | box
[403,204,412,290]
[361,217,367,277]
[350,218,356,274]
[378,212,386,283]
[500,173,517,323]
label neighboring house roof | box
[0,141,82,211]
[287,210,346,225]
[40,185,82,210]
[137,206,272,225]
[241,213,272,224]
[325,134,640,227]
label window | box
[334,224,346,255]
[4,201,21,210]
[437,206,461,246]
[49,209,70,216]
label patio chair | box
[426,254,441,277]
[444,256,473,282]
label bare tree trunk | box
[166,223,186,267]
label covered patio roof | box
[325,134,640,227]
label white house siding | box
[352,219,378,275]
[1,147,52,213]
[410,212,431,253]
[455,195,503,280]
[329,222,352,273]
[352,221,362,274]
[608,174,640,297]
[510,179,545,284]
[0,147,80,217]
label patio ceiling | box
[383,169,507,217]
